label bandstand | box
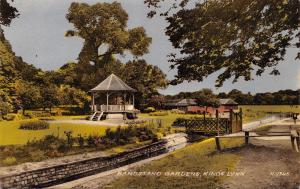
[89,74,138,121]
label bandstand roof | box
[91,74,136,92]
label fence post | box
[291,135,296,151]
[203,111,206,126]
[215,137,221,151]
[239,108,243,131]
[229,109,233,133]
[216,109,219,136]
[245,131,249,145]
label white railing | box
[100,105,134,112]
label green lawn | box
[1,105,297,146]
[0,120,114,146]
[240,105,300,123]
[139,112,202,131]
[107,138,243,189]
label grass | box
[139,112,202,133]
[0,120,114,146]
[251,125,273,135]
[106,138,244,189]
[240,105,300,123]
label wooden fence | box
[172,109,243,135]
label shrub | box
[64,131,74,147]
[29,149,45,162]
[55,109,63,116]
[2,114,16,121]
[12,114,26,121]
[144,107,156,113]
[57,143,68,153]
[170,109,185,114]
[0,100,10,117]
[19,120,49,130]
[77,134,84,147]
[149,111,168,116]
[24,112,52,118]
[2,157,17,166]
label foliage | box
[15,80,41,114]
[144,107,156,113]
[64,130,74,147]
[167,88,300,105]
[19,120,49,130]
[77,134,84,147]
[102,126,157,145]
[0,27,17,110]
[0,98,10,117]
[122,59,168,108]
[66,2,151,68]
[2,156,16,166]
[195,89,220,108]
[40,84,60,112]
[149,111,169,116]
[0,0,19,26]
[58,85,90,109]
[170,109,185,114]
[2,113,15,121]
[145,0,300,87]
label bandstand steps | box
[90,111,103,121]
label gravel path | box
[221,123,300,189]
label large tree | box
[15,80,41,114]
[145,0,300,87]
[66,2,152,68]
[122,59,168,108]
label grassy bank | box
[0,120,113,146]
[107,138,243,189]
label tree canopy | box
[145,0,300,87]
[66,2,152,68]
[0,0,18,26]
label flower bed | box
[19,120,50,130]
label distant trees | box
[194,89,220,110]
[167,88,300,105]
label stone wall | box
[0,141,167,189]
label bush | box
[149,111,169,116]
[0,100,10,117]
[19,120,50,130]
[55,109,63,116]
[2,157,17,166]
[29,149,45,162]
[2,114,16,121]
[170,109,185,114]
[24,112,52,118]
[144,107,156,113]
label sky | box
[3,0,300,95]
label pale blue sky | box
[3,0,300,94]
